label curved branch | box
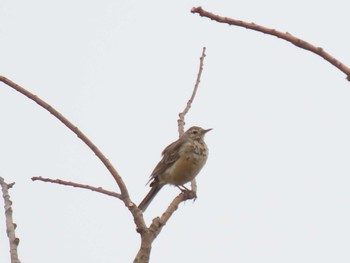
[191,6,350,81]
[0,75,147,235]
[0,76,129,200]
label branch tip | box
[191,6,350,80]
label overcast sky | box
[1,0,350,262]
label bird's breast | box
[160,141,208,185]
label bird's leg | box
[176,185,197,200]
[176,184,190,192]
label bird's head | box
[185,126,212,141]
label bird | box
[138,126,212,212]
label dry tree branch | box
[0,177,21,263]
[1,47,207,263]
[0,75,145,230]
[31,176,121,199]
[191,6,350,81]
[0,76,127,196]
[134,192,197,263]
[150,190,197,237]
[178,47,207,136]
[134,48,208,263]
[177,47,207,193]
[165,47,207,209]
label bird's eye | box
[192,130,198,135]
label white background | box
[1,0,350,262]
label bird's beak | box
[203,128,213,134]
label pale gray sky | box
[1,0,350,262]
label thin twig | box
[178,47,207,136]
[191,6,350,81]
[0,177,21,263]
[31,176,122,199]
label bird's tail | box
[138,184,163,212]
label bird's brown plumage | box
[138,126,211,212]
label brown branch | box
[1,48,207,263]
[0,75,146,233]
[150,190,196,238]
[0,75,129,198]
[0,177,21,263]
[31,176,122,199]
[133,191,196,263]
[178,47,207,136]
[191,6,350,81]
[177,47,207,194]
[134,49,208,263]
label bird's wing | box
[147,138,184,186]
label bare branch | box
[133,191,196,263]
[191,6,350,81]
[135,49,208,263]
[178,47,207,135]
[150,190,196,238]
[31,176,122,199]
[0,177,21,263]
[0,75,129,200]
[1,48,208,263]
[0,75,146,233]
[177,47,207,195]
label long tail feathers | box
[138,185,163,212]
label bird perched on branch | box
[138,126,212,212]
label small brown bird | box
[138,126,211,212]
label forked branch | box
[0,75,145,231]
[1,47,207,263]
[0,76,128,198]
